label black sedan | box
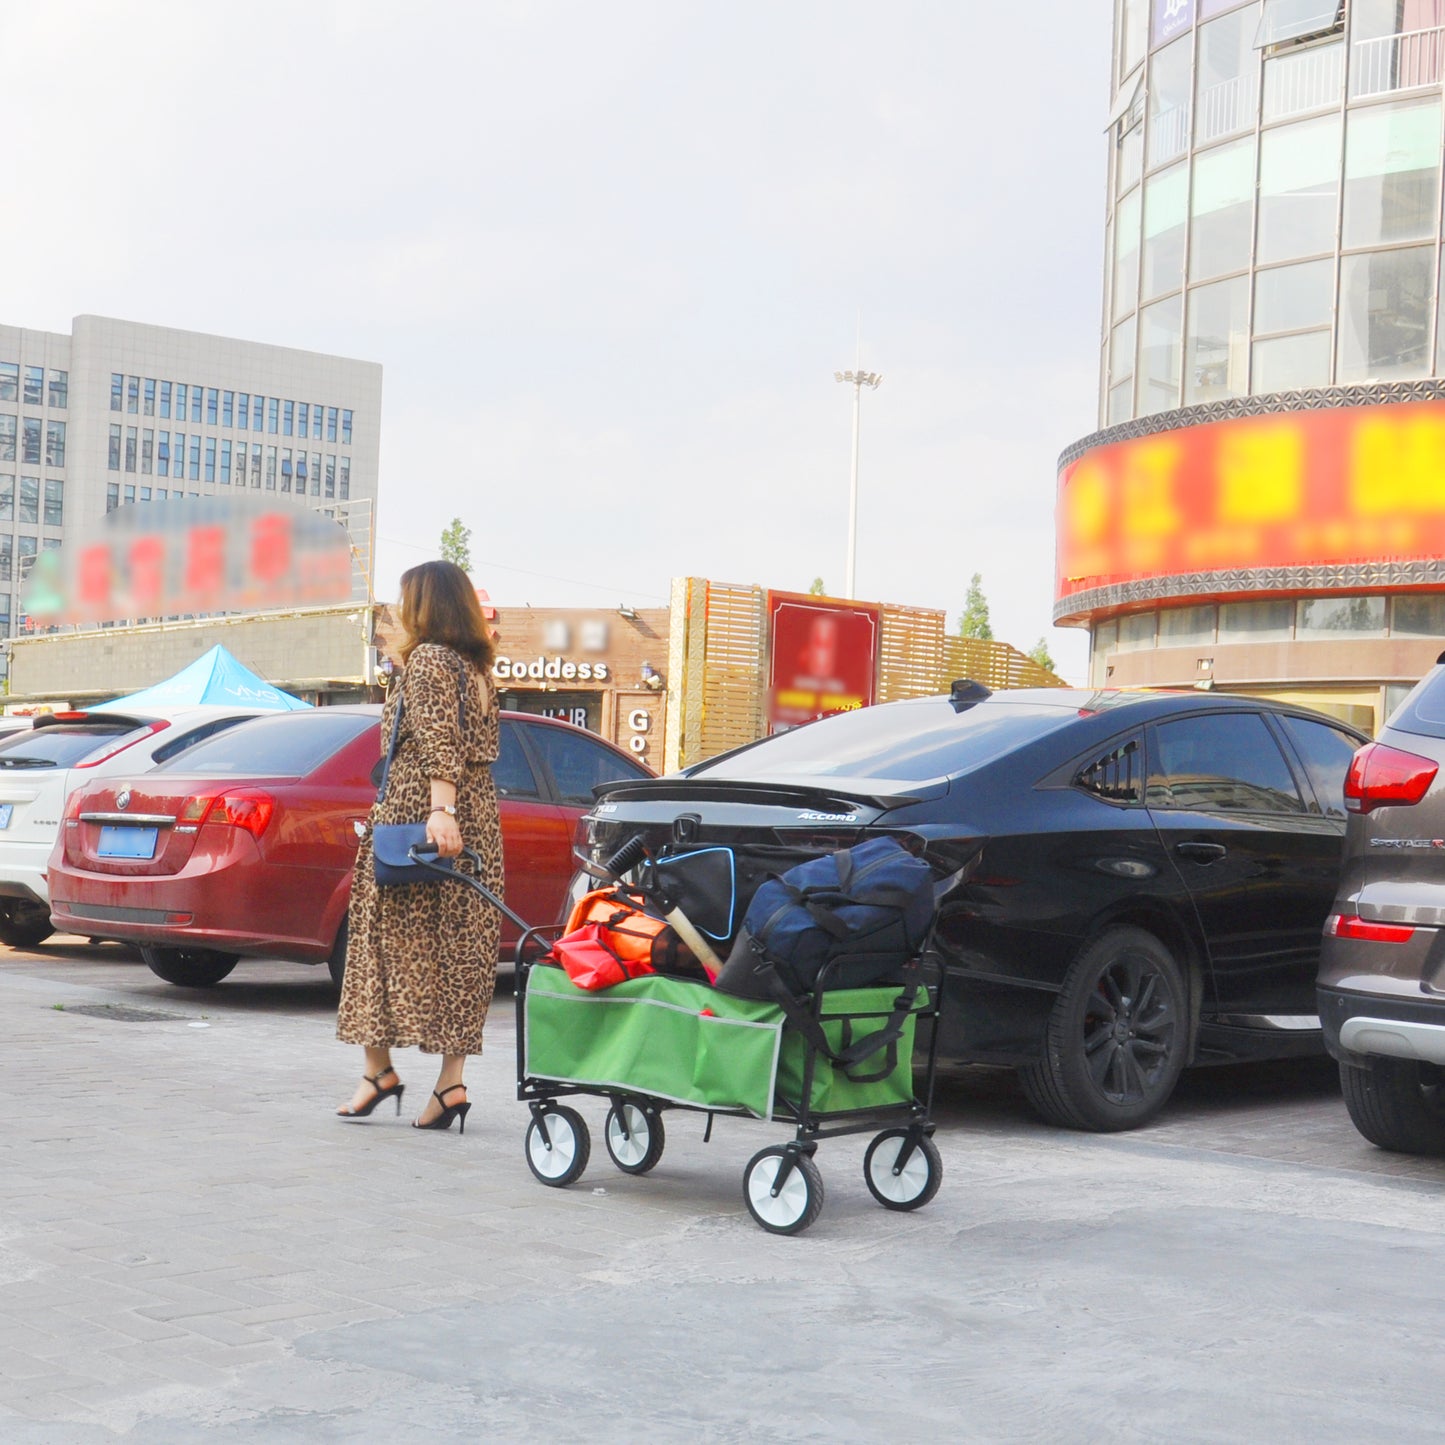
[578,684,1369,1132]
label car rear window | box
[152,711,374,777]
[691,698,1080,783]
[0,721,140,769]
[1387,667,1445,741]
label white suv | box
[0,707,268,948]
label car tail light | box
[63,792,85,824]
[74,719,172,769]
[177,794,216,825]
[1325,912,1417,944]
[1344,742,1439,814]
[203,790,275,837]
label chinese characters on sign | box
[766,593,880,734]
[1056,399,1445,602]
[22,497,354,626]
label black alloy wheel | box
[139,945,241,988]
[0,899,55,949]
[1020,926,1189,1133]
[1339,1058,1445,1156]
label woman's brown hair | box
[397,560,497,673]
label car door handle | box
[1175,841,1227,864]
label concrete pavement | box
[5,942,1445,1442]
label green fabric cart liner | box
[522,967,924,1121]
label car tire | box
[327,917,350,989]
[0,900,55,949]
[1339,1057,1445,1156]
[140,946,240,988]
[1019,925,1189,1133]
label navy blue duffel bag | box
[714,836,936,1000]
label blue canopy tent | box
[93,645,311,712]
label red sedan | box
[47,705,651,987]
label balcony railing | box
[1352,27,1445,99]
[1196,74,1260,143]
[1264,41,1345,120]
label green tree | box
[1027,637,1056,673]
[957,573,993,640]
[808,577,826,596]
[440,517,472,572]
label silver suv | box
[1319,653,1445,1154]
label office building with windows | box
[1057,0,1445,733]
[0,315,381,683]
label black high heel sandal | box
[413,1084,471,1134]
[337,1067,404,1120]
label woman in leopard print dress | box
[336,560,504,1131]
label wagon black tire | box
[1019,926,1188,1133]
[524,1104,591,1187]
[0,900,54,949]
[326,917,349,989]
[140,945,240,988]
[1339,1058,1445,1156]
[863,1130,942,1211]
[743,1146,825,1235]
[604,1101,666,1175]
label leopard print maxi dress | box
[336,642,504,1055]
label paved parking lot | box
[5,937,1445,1442]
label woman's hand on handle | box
[427,810,463,858]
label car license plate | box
[0,804,12,830]
[98,825,158,860]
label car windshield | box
[152,711,374,777]
[691,697,1081,783]
[0,721,141,769]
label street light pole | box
[833,369,881,599]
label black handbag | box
[370,667,467,887]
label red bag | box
[551,923,656,991]
[563,886,671,964]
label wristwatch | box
[430,804,457,817]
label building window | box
[341,409,353,445]
[1118,0,1148,82]
[237,392,250,429]
[0,363,16,405]
[1189,137,1255,283]
[253,396,265,433]
[222,390,234,427]
[106,482,119,513]
[124,425,137,472]
[283,399,294,436]
[1147,35,1193,170]
[188,435,200,480]
[1185,275,1250,405]
[1255,0,1344,49]
[234,441,246,485]
[139,487,151,503]
[174,384,187,422]
[326,406,338,442]
[204,388,217,426]
[1112,189,1142,321]
[1338,245,1433,382]
[157,430,170,478]
[281,447,293,488]
[1296,595,1386,635]
[1393,596,1445,636]
[267,397,279,433]
[1195,9,1260,145]
[1253,330,1333,392]
[1158,604,1216,646]
[123,484,135,506]
[1108,315,1137,424]
[126,375,139,414]
[141,428,153,475]
[1342,96,1442,251]
[251,445,262,487]
[1137,292,1184,415]
[1219,599,1294,640]
[43,479,63,529]
[22,418,41,466]
[1117,612,1156,651]
[108,423,121,470]
[160,380,172,419]
[204,437,216,483]
[143,378,156,417]
[172,432,185,479]
[0,416,12,465]
[297,402,309,438]
[44,420,66,469]
[111,373,124,411]
[22,367,43,407]
[0,536,12,582]
[311,452,322,496]
[187,386,200,424]
[1265,38,1346,124]
[0,477,12,522]
[325,454,336,498]
[1142,162,1187,301]
[221,439,232,485]
[1353,0,1445,98]
[20,477,39,525]
[265,445,277,489]
[1257,112,1343,263]
[339,456,350,500]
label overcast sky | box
[6,1,1109,681]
